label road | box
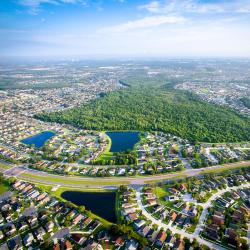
[135,189,226,250]
[194,182,250,237]
[136,183,250,249]
[0,160,249,188]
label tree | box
[79,206,85,213]
[35,83,250,143]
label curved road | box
[135,189,225,250]
[136,183,250,250]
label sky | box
[1,0,250,59]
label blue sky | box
[1,0,250,58]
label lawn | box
[0,183,9,194]
[93,132,114,162]
[153,186,169,199]
[95,151,114,162]
[48,186,115,197]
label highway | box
[0,160,249,188]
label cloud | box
[18,0,88,14]
[19,0,57,8]
[138,0,250,14]
[138,1,161,13]
[99,15,186,33]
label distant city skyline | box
[1,0,250,58]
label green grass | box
[20,172,130,185]
[49,186,115,197]
[144,173,187,184]
[201,164,250,175]
[95,151,114,161]
[0,183,9,194]
[153,186,169,198]
[145,163,250,184]
[152,186,181,210]
[0,163,12,170]
[94,132,114,162]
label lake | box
[61,191,117,223]
[21,131,55,148]
[106,131,140,152]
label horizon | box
[1,0,250,58]
[1,55,250,64]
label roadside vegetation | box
[20,172,130,185]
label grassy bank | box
[94,132,113,162]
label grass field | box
[95,151,114,162]
[201,164,250,175]
[0,163,12,170]
[153,186,169,198]
[46,185,115,197]
[0,183,9,194]
[20,172,130,186]
[94,132,114,162]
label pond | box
[21,131,55,148]
[61,191,117,223]
[106,131,140,152]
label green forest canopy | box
[240,97,250,109]
[36,77,250,143]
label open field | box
[0,183,9,194]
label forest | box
[240,97,250,109]
[36,77,250,143]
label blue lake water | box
[21,131,55,148]
[106,131,140,152]
[61,191,117,223]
